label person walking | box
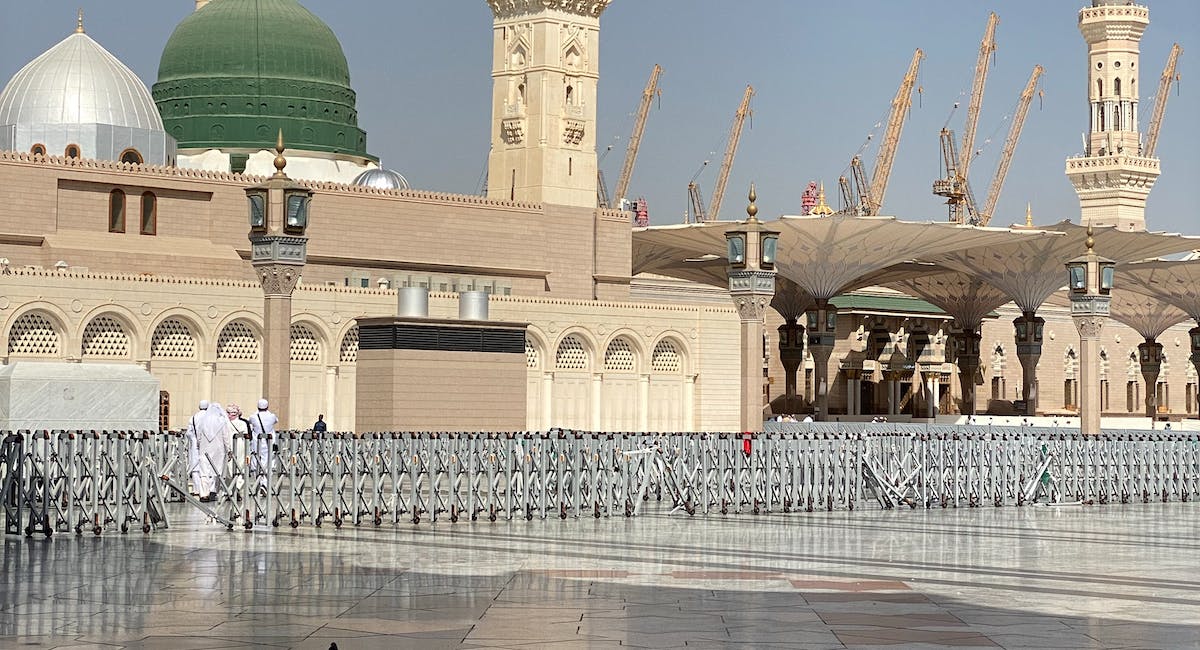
[248,399,279,492]
[185,400,209,496]
[196,403,234,502]
[225,403,251,490]
[312,414,328,432]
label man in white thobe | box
[196,403,233,502]
[185,399,209,495]
[248,399,278,491]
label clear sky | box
[2,1,1197,233]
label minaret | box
[1065,0,1159,231]
[485,0,611,207]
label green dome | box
[152,0,371,161]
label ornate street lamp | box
[725,185,779,432]
[1065,226,1114,435]
[244,131,312,427]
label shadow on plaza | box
[2,504,1199,648]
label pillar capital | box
[254,262,302,297]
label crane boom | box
[687,182,706,224]
[614,64,662,207]
[1143,43,1182,159]
[867,48,924,215]
[933,128,978,224]
[837,176,855,215]
[980,65,1042,227]
[850,156,871,215]
[707,85,754,221]
[959,13,998,181]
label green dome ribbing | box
[153,0,371,160]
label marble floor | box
[1,503,1198,649]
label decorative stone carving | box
[487,0,611,19]
[255,263,300,296]
[1073,315,1106,339]
[733,295,770,322]
[502,118,525,144]
[562,119,585,145]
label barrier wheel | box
[244,520,253,531]
[291,519,300,529]
[120,523,128,534]
[142,523,151,534]
[272,518,280,528]
[334,518,343,529]
[374,517,382,526]
[93,525,102,536]
[412,515,420,525]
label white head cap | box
[199,399,210,411]
[257,398,269,410]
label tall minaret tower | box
[485,0,611,208]
[1065,0,1159,231]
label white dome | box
[0,30,163,130]
[353,168,410,190]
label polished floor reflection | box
[2,503,1199,648]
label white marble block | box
[0,362,160,432]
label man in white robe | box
[196,403,233,502]
[248,399,279,491]
[185,400,209,495]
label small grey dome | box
[352,168,410,190]
[0,31,163,130]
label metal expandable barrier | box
[2,427,1197,535]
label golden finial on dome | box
[1025,202,1033,228]
[1086,224,1095,253]
[810,182,835,216]
[747,183,758,221]
[273,129,288,178]
[75,8,85,33]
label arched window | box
[565,84,575,106]
[555,335,588,370]
[119,148,143,165]
[140,192,156,235]
[651,340,683,374]
[1097,79,1103,98]
[65,144,80,158]
[30,143,46,156]
[1114,77,1121,97]
[604,337,636,372]
[339,327,359,364]
[217,320,260,361]
[109,189,126,233]
[82,316,131,358]
[7,312,61,356]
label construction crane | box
[978,65,1043,227]
[836,176,855,215]
[849,156,870,215]
[933,128,979,224]
[706,85,755,221]
[1143,43,1182,159]
[612,64,662,209]
[865,48,924,215]
[959,13,999,183]
[685,160,709,223]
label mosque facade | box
[0,0,1195,431]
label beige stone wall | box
[0,153,633,302]
[0,268,740,432]
[357,349,526,432]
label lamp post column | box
[726,186,779,433]
[1013,313,1044,417]
[245,132,312,430]
[951,329,982,416]
[1067,227,1114,435]
[1138,340,1163,422]
[778,320,805,413]
[1190,326,1200,419]
[806,301,837,421]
